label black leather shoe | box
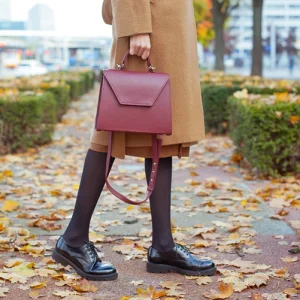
[147,243,216,276]
[52,236,118,281]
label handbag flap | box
[103,69,170,107]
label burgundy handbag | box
[95,50,172,205]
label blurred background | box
[0,0,112,79]
[0,0,299,79]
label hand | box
[130,34,151,60]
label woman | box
[52,0,216,281]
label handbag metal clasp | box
[117,64,125,70]
[148,65,156,72]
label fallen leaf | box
[130,280,144,286]
[242,247,262,254]
[70,279,97,293]
[2,200,19,212]
[203,282,233,299]
[30,281,47,289]
[251,293,263,300]
[29,291,42,299]
[159,281,182,289]
[283,288,300,297]
[273,268,289,278]
[0,287,9,297]
[294,274,300,289]
[196,277,213,286]
[281,256,298,263]
[290,220,300,230]
[53,290,79,298]
[138,228,152,237]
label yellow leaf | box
[153,290,167,298]
[190,171,199,177]
[1,170,13,178]
[241,200,247,206]
[273,268,289,278]
[136,287,148,295]
[2,200,19,212]
[251,293,264,300]
[73,184,79,190]
[29,291,41,299]
[290,115,299,124]
[20,245,45,255]
[283,288,300,297]
[71,279,97,293]
[126,205,134,211]
[4,262,36,278]
[194,240,210,248]
[291,199,300,209]
[4,258,25,268]
[30,281,47,289]
[228,233,239,240]
[203,282,233,299]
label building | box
[0,0,11,21]
[0,21,25,30]
[27,4,55,31]
[229,0,300,54]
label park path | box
[0,85,299,300]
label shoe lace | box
[176,243,192,255]
[86,241,101,261]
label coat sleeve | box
[102,0,113,25]
[111,0,152,38]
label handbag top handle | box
[117,50,155,73]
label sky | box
[10,0,112,36]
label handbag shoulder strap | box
[105,132,162,205]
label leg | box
[63,149,115,247]
[145,157,175,252]
[145,159,216,276]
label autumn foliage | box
[194,0,215,46]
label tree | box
[251,0,264,76]
[211,0,239,70]
[194,0,215,47]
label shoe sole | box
[146,261,217,276]
[52,248,118,281]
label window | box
[266,5,285,10]
[289,5,300,9]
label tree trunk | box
[251,0,264,76]
[212,0,226,71]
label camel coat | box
[90,0,205,159]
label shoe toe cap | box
[199,259,215,270]
[94,262,117,274]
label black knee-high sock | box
[63,149,115,248]
[145,157,175,252]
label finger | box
[137,45,144,57]
[129,46,135,55]
[142,49,150,60]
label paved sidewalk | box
[0,85,299,300]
